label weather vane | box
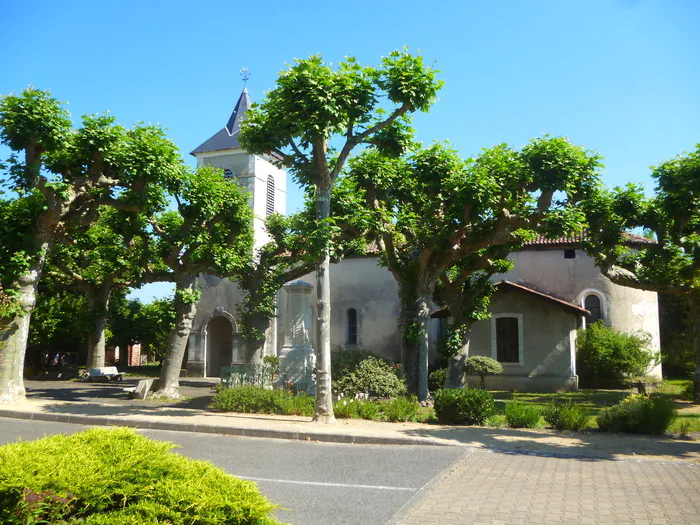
[241,67,250,87]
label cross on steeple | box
[241,67,250,87]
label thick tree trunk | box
[313,181,335,423]
[86,285,111,369]
[445,334,469,388]
[0,257,46,403]
[416,283,434,402]
[155,276,198,400]
[398,282,419,393]
[689,293,700,404]
[244,313,269,364]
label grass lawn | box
[483,379,698,434]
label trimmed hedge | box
[597,394,677,434]
[433,388,495,425]
[210,385,315,416]
[334,357,407,398]
[543,401,589,431]
[0,427,281,524]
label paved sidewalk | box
[1,394,700,463]
[394,448,700,525]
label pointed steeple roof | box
[190,88,251,156]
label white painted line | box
[240,476,418,492]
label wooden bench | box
[87,366,123,382]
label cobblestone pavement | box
[396,449,700,525]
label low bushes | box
[333,397,417,421]
[210,385,314,416]
[543,401,589,431]
[434,388,495,425]
[597,394,677,434]
[330,346,380,381]
[504,401,541,428]
[577,321,657,388]
[429,368,447,391]
[462,356,503,388]
[0,427,280,525]
[334,357,407,398]
[383,397,420,422]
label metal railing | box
[220,364,275,389]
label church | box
[183,88,662,392]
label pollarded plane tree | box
[145,165,254,399]
[351,137,600,400]
[47,207,150,369]
[584,144,700,400]
[0,88,181,402]
[240,51,442,422]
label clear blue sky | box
[2,0,698,301]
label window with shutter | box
[496,317,520,363]
[266,175,275,216]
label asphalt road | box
[0,418,465,525]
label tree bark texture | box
[415,283,434,401]
[313,182,335,423]
[86,285,111,369]
[445,334,469,388]
[0,256,47,403]
[155,276,198,399]
[244,314,269,364]
[398,282,419,394]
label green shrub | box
[330,346,380,381]
[429,368,447,391]
[356,400,380,420]
[597,394,677,434]
[543,401,589,431]
[210,385,314,416]
[0,428,280,525]
[462,356,503,388]
[433,388,495,425]
[333,398,360,419]
[576,321,657,387]
[382,397,419,422]
[334,357,407,398]
[504,401,541,428]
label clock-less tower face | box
[190,87,286,252]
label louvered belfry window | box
[266,175,275,216]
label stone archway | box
[204,311,238,377]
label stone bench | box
[124,379,154,400]
[87,367,123,382]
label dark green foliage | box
[543,402,589,431]
[429,368,447,391]
[26,286,90,370]
[330,346,380,381]
[382,397,420,422]
[659,293,694,378]
[210,385,314,417]
[504,401,542,429]
[576,322,656,387]
[0,427,280,524]
[333,398,360,419]
[356,400,381,420]
[334,356,407,398]
[597,394,677,434]
[433,388,495,425]
[462,356,504,388]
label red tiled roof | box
[430,280,589,318]
[524,232,655,247]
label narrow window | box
[585,295,602,324]
[266,175,275,216]
[346,308,358,345]
[564,249,576,259]
[496,317,520,363]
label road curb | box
[0,409,452,447]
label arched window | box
[584,294,603,324]
[266,175,275,216]
[346,308,358,345]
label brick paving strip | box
[391,448,700,525]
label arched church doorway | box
[206,316,234,377]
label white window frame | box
[579,289,607,328]
[491,313,524,366]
